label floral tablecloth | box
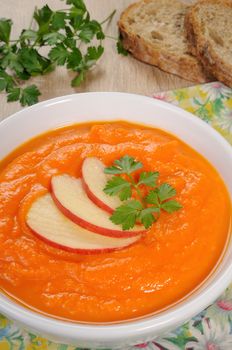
[0,81,232,350]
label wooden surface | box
[0,0,193,121]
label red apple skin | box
[29,225,139,255]
[82,179,142,226]
[82,178,114,214]
[51,188,145,238]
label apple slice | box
[26,194,141,254]
[51,175,146,238]
[82,157,121,214]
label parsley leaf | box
[51,12,66,30]
[7,87,20,102]
[0,70,14,90]
[69,9,86,30]
[104,177,131,201]
[65,0,87,11]
[43,32,65,45]
[161,200,182,213]
[86,45,104,60]
[79,24,95,43]
[67,47,82,69]
[0,18,12,44]
[138,171,159,186]
[48,44,69,65]
[16,70,31,80]
[18,48,46,74]
[145,190,159,206]
[20,85,41,106]
[157,183,176,202]
[110,200,143,230]
[20,29,38,42]
[117,37,128,56]
[34,5,53,30]
[104,155,143,175]
[104,155,182,230]
[1,52,24,74]
[64,36,76,49]
[71,71,85,87]
[118,186,132,201]
[139,207,160,229]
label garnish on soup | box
[104,155,182,230]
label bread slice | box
[184,10,198,57]
[185,0,232,88]
[118,0,211,83]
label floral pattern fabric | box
[154,82,232,145]
[1,81,232,350]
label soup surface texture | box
[0,122,230,322]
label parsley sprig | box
[104,155,182,230]
[0,0,116,106]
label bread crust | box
[118,0,210,83]
[185,0,232,87]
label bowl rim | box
[0,91,232,344]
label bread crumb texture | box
[118,0,210,82]
[186,0,232,87]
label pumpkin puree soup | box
[0,122,230,322]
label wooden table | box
[0,0,192,121]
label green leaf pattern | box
[155,81,232,145]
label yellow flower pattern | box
[154,81,232,145]
[1,81,231,349]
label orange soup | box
[0,122,230,322]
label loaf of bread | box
[118,0,211,83]
[185,0,232,88]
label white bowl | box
[0,92,231,349]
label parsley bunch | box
[0,0,116,106]
[104,155,182,230]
